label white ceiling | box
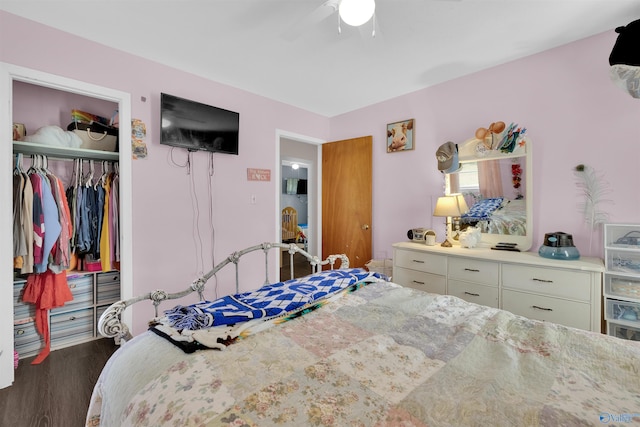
[2,0,639,117]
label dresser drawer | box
[51,308,94,348]
[448,280,499,308]
[394,249,446,275]
[502,289,591,330]
[393,267,445,294]
[51,275,94,314]
[448,257,498,286]
[502,264,592,301]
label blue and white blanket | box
[162,268,385,330]
[461,197,504,222]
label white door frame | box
[0,63,132,389]
[275,130,324,263]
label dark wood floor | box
[280,252,314,280]
[0,338,118,427]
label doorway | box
[276,130,324,279]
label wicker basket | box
[365,259,393,278]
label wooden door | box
[322,136,372,268]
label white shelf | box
[13,140,119,161]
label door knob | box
[362,224,370,230]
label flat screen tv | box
[160,93,239,155]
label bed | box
[87,242,640,426]
[462,198,527,236]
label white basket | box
[365,259,393,278]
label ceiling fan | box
[282,0,460,41]
[281,0,378,41]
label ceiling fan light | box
[339,0,375,27]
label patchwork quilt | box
[87,280,640,427]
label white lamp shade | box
[339,0,376,26]
[433,194,469,217]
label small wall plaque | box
[247,168,271,181]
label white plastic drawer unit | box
[606,299,640,327]
[608,321,640,341]
[606,249,640,275]
[50,275,93,314]
[502,264,591,301]
[394,250,446,276]
[448,257,499,286]
[605,274,640,301]
[97,271,120,305]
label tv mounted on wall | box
[160,93,239,155]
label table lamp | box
[433,194,469,247]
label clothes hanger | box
[14,153,24,175]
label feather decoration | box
[574,164,612,253]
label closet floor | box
[0,338,117,427]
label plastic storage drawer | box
[606,249,640,275]
[51,275,94,314]
[605,298,640,326]
[604,274,640,301]
[50,308,94,348]
[608,321,640,341]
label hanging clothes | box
[13,154,34,273]
[33,174,62,273]
[100,172,112,272]
[109,168,120,268]
[14,154,74,364]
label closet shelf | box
[13,140,119,161]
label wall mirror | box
[445,136,533,250]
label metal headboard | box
[98,242,349,343]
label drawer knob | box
[532,305,553,312]
[412,259,425,264]
[69,316,76,321]
[532,278,553,283]
[464,291,480,297]
[16,329,24,335]
[464,268,480,272]
[412,280,425,285]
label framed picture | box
[386,119,415,152]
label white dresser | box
[392,242,604,333]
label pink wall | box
[330,29,640,260]
[1,11,329,333]
[3,11,640,332]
